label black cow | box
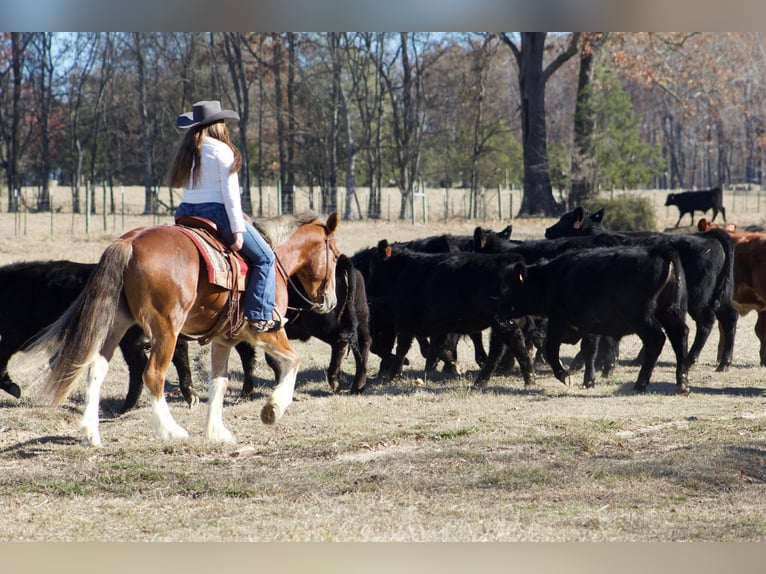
[544,206,738,372]
[0,260,196,411]
[238,254,371,396]
[497,245,691,394]
[665,188,726,227]
[364,240,533,387]
[472,227,621,378]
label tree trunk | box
[134,33,153,215]
[569,42,596,208]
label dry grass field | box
[1,186,766,545]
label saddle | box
[174,216,249,343]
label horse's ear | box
[325,212,339,234]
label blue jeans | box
[176,202,276,322]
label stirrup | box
[248,309,287,333]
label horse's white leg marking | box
[205,376,235,443]
[149,395,189,441]
[80,354,108,447]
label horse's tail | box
[27,239,133,406]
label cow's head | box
[495,259,528,326]
[545,206,604,239]
[472,226,513,253]
[664,193,677,206]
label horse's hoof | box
[81,434,102,448]
[261,403,280,425]
[207,427,236,444]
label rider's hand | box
[231,232,244,252]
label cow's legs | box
[755,311,766,367]
[326,341,345,393]
[236,342,259,398]
[659,310,690,395]
[171,337,198,408]
[349,329,370,394]
[713,303,737,371]
[470,332,487,367]
[580,334,598,388]
[473,328,507,387]
[633,323,666,393]
[386,333,414,381]
[687,310,715,368]
[545,324,570,386]
[118,326,148,413]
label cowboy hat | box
[176,100,239,129]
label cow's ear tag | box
[573,219,581,230]
[385,246,392,258]
[518,271,524,284]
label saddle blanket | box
[174,225,248,291]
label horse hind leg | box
[144,333,189,441]
[79,354,109,447]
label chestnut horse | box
[23,212,339,446]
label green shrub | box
[584,196,657,231]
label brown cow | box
[698,218,766,365]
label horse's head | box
[292,212,340,314]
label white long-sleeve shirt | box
[180,136,246,234]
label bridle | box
[275,233,339,313]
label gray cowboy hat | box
[176,100,239,129]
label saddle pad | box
[175,226,247,291]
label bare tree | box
[380,32,442,219]
[498,32,580,216]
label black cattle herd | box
[0,192,745,410]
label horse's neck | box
[274,243,305,276]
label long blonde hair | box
[167,121,242,189]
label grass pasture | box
[0,192,765,542]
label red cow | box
[699,218,766,365]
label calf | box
[665,187,726,227]
[544,206,737,372]
[497,245,691,394]
[365,240,532,387]
[699,218,766,366]
[238,254,371,395]
[0,260,195,411]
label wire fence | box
[3,183,766,236]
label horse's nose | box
[315,291,337,314]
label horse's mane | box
[251,211,322,247]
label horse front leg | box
[205,340,236,443]
[260,329,300,425]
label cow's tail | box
[700,227,735,310]
[20,240,133,406]
[649,244,687,314]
